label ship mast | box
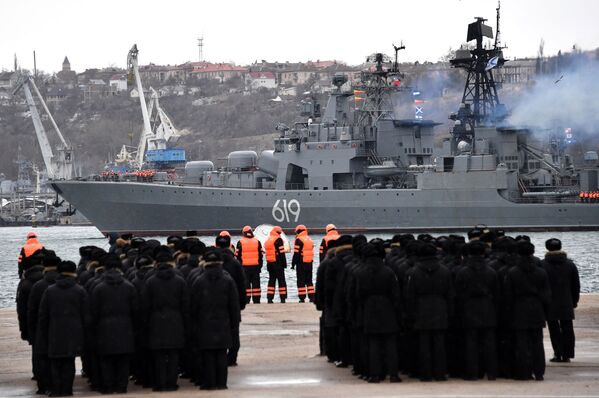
[450,16,506,131]
[354,46,405,126]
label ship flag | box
[485,56,499,71]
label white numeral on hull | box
[272,199,301,223]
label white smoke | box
[506,58,599,135]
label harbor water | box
[1,225,598,308]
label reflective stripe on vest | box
[265,236,278,263]
[240,236,260,266]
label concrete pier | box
[1,295,599,397]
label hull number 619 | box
[272,199,301,223]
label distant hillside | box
[0,82,299,178]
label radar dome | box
[457,141,471,153]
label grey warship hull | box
[51,180,599,235]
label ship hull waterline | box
[51,181,599,236]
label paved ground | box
[1,295,599,397]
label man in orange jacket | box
[18,232,44,279]
[264,226,287,303]
[319,224,340,262]
[236,226,263,304]
[292,225,315,303]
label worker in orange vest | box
[236,226,263,304]
[264,226,287,304]
[18,231,44,279]
[319,224,340,262]
[292,225,315,303]
[579,191,585,203]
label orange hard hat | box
[272,226,282,234]
[219,230,231,237]
[27,231,37,239]
[242,225,252,234]
[325,224,337,233]
[295,224,307,233]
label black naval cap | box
[57,260,76,274]
[480,231,496,243]
[101,253,122,269]
[545,238,562,251]
[130,237,146,249]
[135,255,154,269]
[417,233,434,242]
[517,241,535,256]
[467,241,487,256]
[79,246,92,257]
[43,254,62,268]
[215,236,231,249]
[154,245,174,263]
[190,241,207,255]
[336,235,353,247]
[515,235,531,242]
[352,235,367,249]
[361,243,385,259]
[90,248,107,262]
[467,228,483,240]
[418,242,438,257]
[203,248,223,264]
[167,235,183,246]
[406,240,422,256]
[120,233,133,241]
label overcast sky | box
[1,0,598,74]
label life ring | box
[332,144,337,149]
[351,143,357,148]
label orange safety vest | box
[239,236,260,266]
[295,231,314,263]
[19,238,44,264]
[580,192,585,199]
[320,230,340,254]
[265,232,279,263]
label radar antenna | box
[356,45,406,125]
[392,42,405,73]
[450,16,506,130]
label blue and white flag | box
[485,56,499,71]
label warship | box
[51,17,599,235]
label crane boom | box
[128,44,153,168]
[29,77,69,148]
[13,73,74,180]
[21,81,56,178]
[149,87,180,146]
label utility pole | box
[197,36,204,62]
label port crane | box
[125,44,182,169]
[12,72,74,180]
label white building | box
[109,74,128,93]
[248,71,277,90]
